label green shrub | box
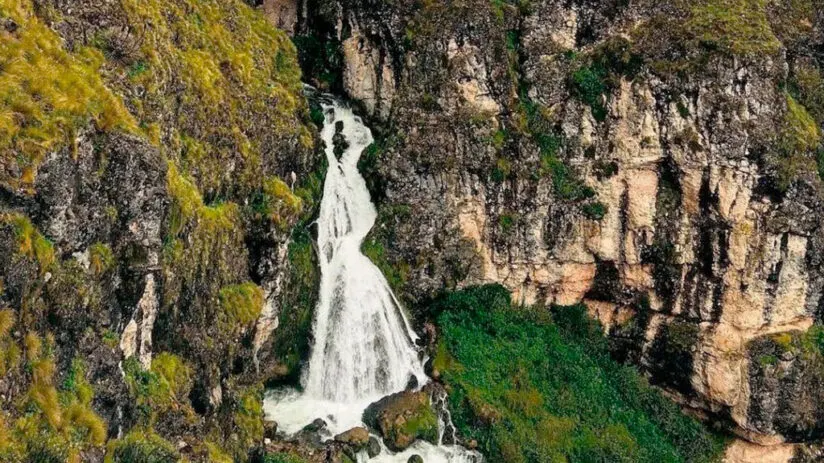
[498,213,516,234]
[4,213,55,274]
[89,243,115,275]
[582,202,607,220]
[218,282,265,332]
[105,429,179,463]
[432,285,726,463]
[151,353,192,401]
[570,65,608,122]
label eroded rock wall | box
[296,0,824,450]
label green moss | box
[271,228,320,380]
[362,239,410,294]
[0,0,136,191]
[89,243,115,276]
[150,352,192,401]
[251,177,304,230]
[231,386,264,457]
[3,213,55,274]
[432,285,726,463]
[772,94,822,191]
[102,329,119,349]
[117,0,311,196]
[687,0,781,56]
[1,341,108,461]
[105,429,179,463]
[218,282,265,332]
[781,94,821,154]
[123,357,173,424]
[397,404,438,445]
[205,441,234,463]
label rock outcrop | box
[293,0,824,451]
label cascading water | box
[263,94,480,463]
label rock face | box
[0,0,317,459]
[363,390,439,451]
[295,0,824,449]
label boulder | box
[363,391,439,451]
[334,427,370,449]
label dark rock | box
[408,455,424,463]
[363,390,438,451]
[264,420,278,440]
[367,437,381,458]
[406,374,419,390]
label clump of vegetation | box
[218,282,265,333]
[251,177,304,230]
[0,309,21,376]
[270,228,320,380]
[582,201,608,220]
[0,0,136,191]
[123,356,177,425]
[151,352,193,403]
[570,65,609,122]
[89,242,116,276]
[230,386,264,459]
[431,285,726,463]
[771,94,822,191]
[362,239,410,294]
[104,428,179,463]
[0,334,108,462]
[3,213,55,274]
[687,0,780,56]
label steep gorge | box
[1,0,823,461]
[271,0,824,459]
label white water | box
[264,96,480,462]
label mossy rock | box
[362,391,438,452]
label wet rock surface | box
[363,390,439,452]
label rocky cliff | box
[274,0,824,457]
[0,0,320,460]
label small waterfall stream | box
[263,95,479,462]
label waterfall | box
[303,98,426,402]
[264,94,480,463]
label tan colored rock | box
[342,28,395,118]
[262,0,298,35]
[723,439,795,463]
[335,427,370,448]
[447,39,500,115]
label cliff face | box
[279,0,824,452]
[0,0,319,460]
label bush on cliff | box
[432,285,726,463]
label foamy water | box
[264,95,480,463]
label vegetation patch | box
[431,285,726,463]
[218,282,265,333]
[0,0,136,191]
[105,428,179,463]
[0,333,108,462]
[686,0,781,56]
